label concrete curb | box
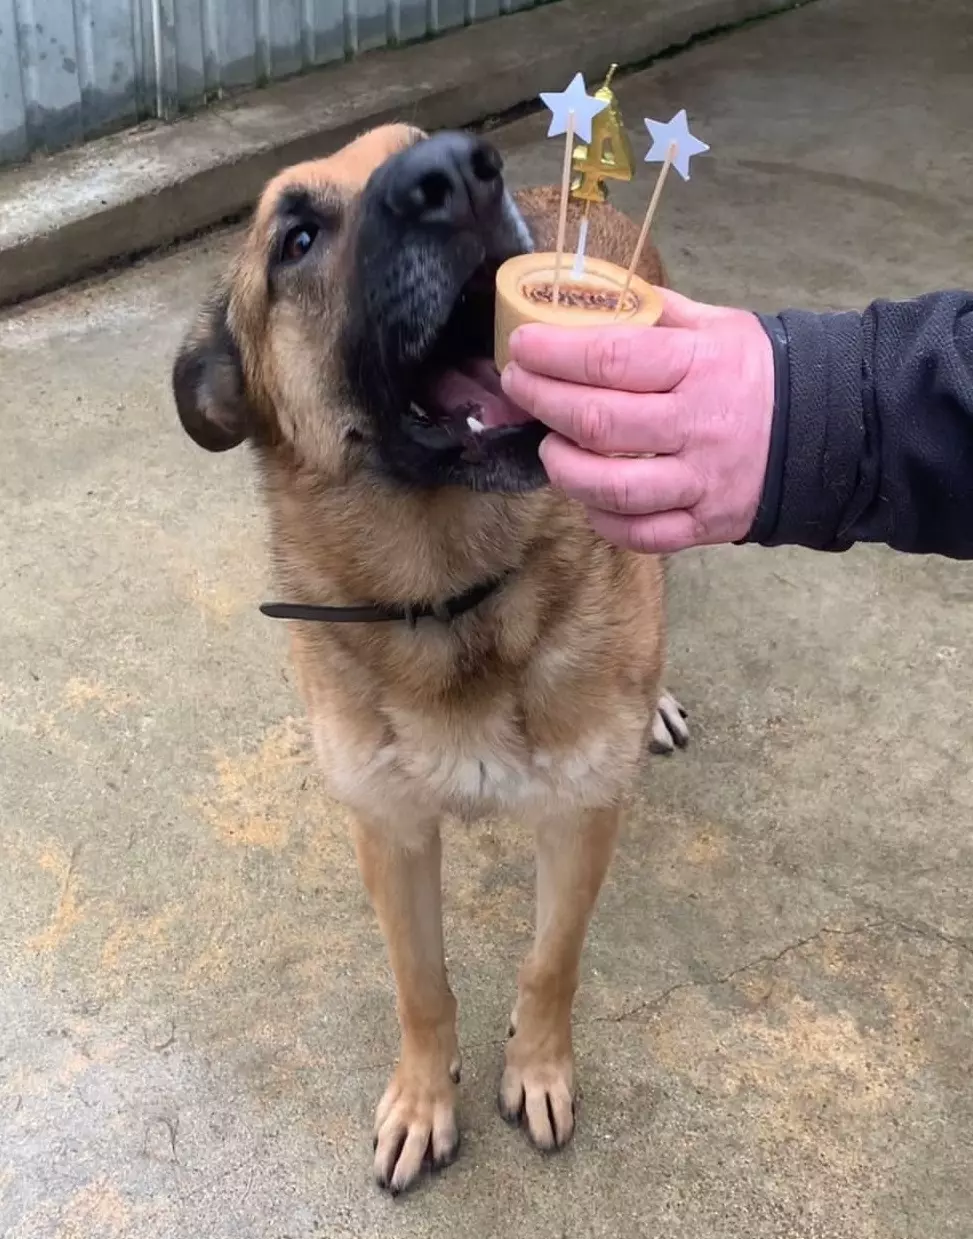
[0,0,800,307]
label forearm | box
[748,291,973,557]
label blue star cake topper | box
[644,109,710,181]
[539,72,609,144]
[526,71,712,313]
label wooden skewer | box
[614,140,676,321]
[552,108,576,307]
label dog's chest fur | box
[275,480,665,837]
[290,589,658,833]
[310,676,649,829]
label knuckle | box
[632,523,665,555]
[674,328,703,389]
[583,334,630,387]
[599,473,633,512]
[689,512,709,545]
[683,328,700,377]
[679,463,707,509]
[572,398,612,449]
[670,393,695,453]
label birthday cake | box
[494,68,708,372]
[494,254,662,372]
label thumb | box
[657,287,730,329]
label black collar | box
[259,572,510,627]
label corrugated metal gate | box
[0,0,542,166]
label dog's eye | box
[280,223,319,264]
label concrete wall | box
[0,0,542,165]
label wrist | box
[741,313,790,544]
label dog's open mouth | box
[402,263,531,456]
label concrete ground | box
[2,0,972,1234]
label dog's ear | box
[172,291,253,452]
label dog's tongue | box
[420,359,530,429]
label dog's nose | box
[384,132,504,228]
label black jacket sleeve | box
[746,291,973,557]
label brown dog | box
[173,123,687,1194]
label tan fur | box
[177,124,672,1192]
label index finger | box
[507,322,696,393]
[500,364,687,456]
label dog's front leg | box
[352,816,460,1194]
[500,805,621,1150]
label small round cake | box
[494,253,664,372]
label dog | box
[173,123,687,1194]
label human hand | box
[500,289,775,554]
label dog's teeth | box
[410,401,430,421]
[467,415,486,434]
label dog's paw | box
[373,1063,459,1195]
[649,691,689,755]
[499,1049,575,1151]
